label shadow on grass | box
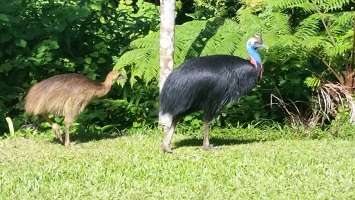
[71,131,125,143]
[174,137,260,149]
[48,127,126,145]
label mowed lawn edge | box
[1,132,355,199]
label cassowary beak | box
[118,73,127,81]
[261,44,269,50]
[116,72,127,87]
[255,42,268,49]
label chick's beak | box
[118,73,127,81]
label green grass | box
[1,128,355,199]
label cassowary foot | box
[161,143,173,153]
[52,124,64,144]
[64,141,71,147]
[64,135,71,147]
[55,133,64,144]
[202,144,214,150]
[56,133,64,144]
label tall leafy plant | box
[268,0,354,88]
[0,0,160,133]
[266,0,355,124]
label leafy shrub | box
[0,0,159,134]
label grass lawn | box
[1,128,355,199]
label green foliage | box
[268,0,354,82]
[0,0,159,133]
[304,76,322,90]
[263,0,355,124]
[329,106,355,137]
[268,0,353,12]
[190,0,243,19]
[115,20,209,85]
[77,81,159,133]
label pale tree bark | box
[351,17,355,124]
[159,0,176,91]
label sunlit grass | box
[1,128,355,199]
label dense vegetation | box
[0,0,354,135]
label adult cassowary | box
[159,34,266,153]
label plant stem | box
[320,15,337,47]
[316,7,337,47]
[5,117,15,136]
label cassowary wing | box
[160,55,259,121]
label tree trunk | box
[159,0,175,91]
[350,17,355,124]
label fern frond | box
[267,0,352,12]
[320,0,352,11]
[267,0,318,12]
[264,12,291,35]
[328,12,354,35]
[114,20,209,85]
[174,20,208,63]
[304,76,321,89]
[325,40,352,57]
[333,11,354,27]
[302,36,325,49]
[267,0,306,9]
[201,19,242,56]
[295,13,321,38]
[130,32,159,49]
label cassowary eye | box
[254,42,263,48]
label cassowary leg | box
[52,123,64,143]
[162,120,177,153]
[63,118,73,147]
[160,113,177,153]
[42,115,63,143]
[202,121,213,150]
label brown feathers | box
[25,70,120,117]
[24,70,122,146]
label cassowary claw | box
[64,141,71,147]
[161,144,173,153]
[202,144,214,150]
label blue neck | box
[247,45,262,66]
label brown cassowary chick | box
[25,70,123,146]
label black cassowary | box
[159,34,266,153]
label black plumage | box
[160,55,259,122]
[159,34,265,153]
